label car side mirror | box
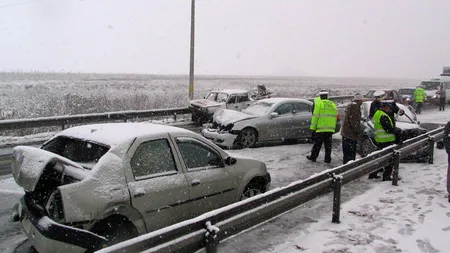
[225,156,237,165]
[270,112,279,118]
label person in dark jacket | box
[439,85,446,111]
[444,121,450,202]
[368,101,402,180]
[341,94,363,164]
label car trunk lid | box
[12,146,89,192]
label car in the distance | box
[357,101,428,161]
[398,87,416,107]
[189,89,254,126]
[363,89,402,104]
[11,123,270,252]
[201,97,341,149]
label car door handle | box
[134,192,145,198]
[191,181,201,186]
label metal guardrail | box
[0,95,353,132]
[0,107,191,131]
[96,127,445,253]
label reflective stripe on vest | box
[373,110,395,143]
[310,99,338,132]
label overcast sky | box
[1,0,450,79]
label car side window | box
[227,95,237,104]
[293,102,311,113]
[131,139,177,179]
[274,103,293,115]
[237,94,250,103]
[176,137,224,170]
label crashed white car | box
[11,123,270,252]
[189,89,254,126]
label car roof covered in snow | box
[209,89,249,95]
[256,97,313,104]
[54,122,191,147]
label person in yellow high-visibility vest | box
[414,85,426,114]
[307,91,338,163]
[368,101,402,180]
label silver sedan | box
[201,98,341,148]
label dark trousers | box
[416,102,423,114]
[368,141,395,179]
[342,137,357,164]
[309,132,333,161]
[439,98,446,111]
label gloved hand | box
[311,130,316,141]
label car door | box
[173,136,238,218]
[236,94,252,111]
[291,102,313,138]
[225,94,237,110]
[267,102,295,139]
[126,136,190,232]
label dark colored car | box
[364,90,402,104]
[357,101,428,162]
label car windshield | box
[398,89,415,95]
[242,101,274,115]
[205,92,229,103]
[41,136,110,170]
[421,81,441,91]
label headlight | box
[433,95,438,99]
[45,190,64,223]
[219,123,234,133]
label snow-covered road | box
[0,106,448,253]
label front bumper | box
[19,196,107,253]
[201,128,237,148]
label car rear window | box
[41,136,110,169]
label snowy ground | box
[0,106,448,253]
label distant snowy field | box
[0,72,420,120]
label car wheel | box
[237,128,258,148]
[89,215,138,251]
[240,183,263,200]
[361,136,376,157]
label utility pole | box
[188,0,195,100]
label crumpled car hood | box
[213,109,258,125]
[190,99,223,108]
[11,146,89,192]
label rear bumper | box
[19,196,107,253]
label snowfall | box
[0,108,449,253]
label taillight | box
[45,190,64,223]
[337,114,341,121]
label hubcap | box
[241,188,261,200]
[240,130,256,147]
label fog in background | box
[1,0,450,79]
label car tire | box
[361,136,376,157]
[236,128,258,148]
[89,215,138,251]
[240,183,263,200]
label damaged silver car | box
[201,98,341,148]
[11,123,270,252]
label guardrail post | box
[331,174,342,224]
[392,151,401,186]
[174,113,177,122]
[428,136,435,164]
[205,221,219,253]
[61,124,65,130]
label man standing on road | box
[414,85,426,114]
[443,121,450,202]
[307,91,338,164]
[439,85,446,111]
[368,101,402,180]
[368,90,385,120]
[311,90,327,114]
[341,94,363,164]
